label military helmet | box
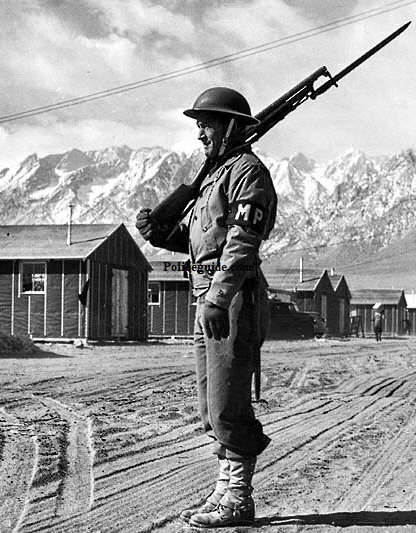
[183,87,260,125]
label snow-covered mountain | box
[260,147,416,264]
[1,144,416,268]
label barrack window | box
[148,282,161,305]
[21,262,46,293]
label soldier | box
[136,87,277,528]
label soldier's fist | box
[136,208,153,240]
[202,301,230,340]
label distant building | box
[0,224,150,341]
[329,274,352,337]
[126,226,196,338]
[294,270,336,333]
[266,269,351,336]
[130,227,354,339]
[148,253,195,337]
[350,289,407,337]
[404,292,416,335]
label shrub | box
[0,333,40,354]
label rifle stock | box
[150,158,211,228]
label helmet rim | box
[183,107,260,125]
[183,87,260,126]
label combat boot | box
[179,455,229,523]
[189,456,256,528]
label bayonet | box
[313,21,412,97]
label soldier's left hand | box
[202,301,229,340]
[136,208,153,240]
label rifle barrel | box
[245,66,330,144]
[253,66,329,123]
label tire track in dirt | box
[10,353,416,533]
[15,370,198,532]
[19,367,209,533]
[92,438,209,512]
[261,374,410,446]
[288,362,311,390]
[27,432,214,533]
[36,397,95,517]
[336,408,416,512]
[60,370,195,403]
[333,378,416,513]
[0,408,39,533]
[89,374,416,533]
[48,375,413,533]
[259,374,415,467]
[16,372,199,533]
[144,376,416,532]
[257,398,396,481]
[16,396,94,533]
[331,370,416,398]
[247,374,416,523]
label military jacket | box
[165,150,277,308]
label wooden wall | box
[87,225,149,340]
[0,226,149,341]
[0,259,87,339]
[295,289,338,335]
[148,280,196,336]
[0,261,13,334]
[350,304,407,337]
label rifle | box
[148,21,410,229]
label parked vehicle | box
[305,311,327,337]
[268,299,315,339]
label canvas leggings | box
[194,279,271,460]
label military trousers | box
[194,279,271,459]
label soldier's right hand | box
[136,208,153,241]
[202,301,230,340]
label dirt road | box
[1,337,416,533]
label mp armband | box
[226,201,267,234]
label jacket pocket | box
[200,205,212,230]
[199,205,218,254]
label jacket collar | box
[198,147,252,194]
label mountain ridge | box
[1,144,416,290]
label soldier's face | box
[196,113,226,159]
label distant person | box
[374,310,384,341]
[404,317,411,336]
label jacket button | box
[218,289,224,296]
[202,227,207,232]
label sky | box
[0,0,415,170]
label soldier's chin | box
[204,144,218,159]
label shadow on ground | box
[257,510,416,527]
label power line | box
[0,0,414,124]
[271,235,362,253]
[339,242,416,272]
